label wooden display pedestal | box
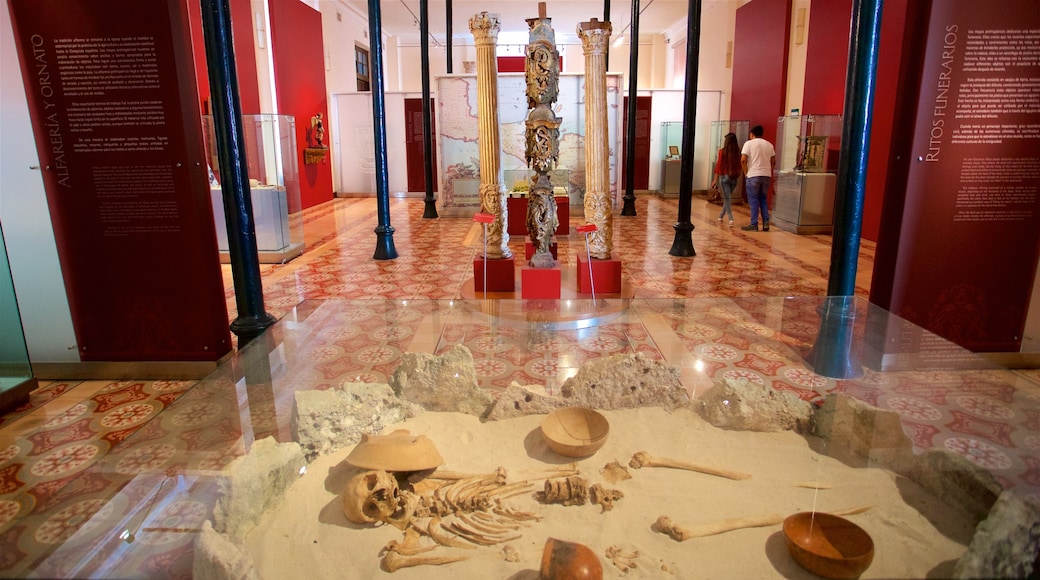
[521,262,562,299]
[576,254,623,294]
[507,196,570,236]
[473,257,516,293]
[525,242,558,261]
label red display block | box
[506,196,570,236]
[576,254,623,294]
[525,242,558,261]
[521,263,562,299]
[473,257,516,293]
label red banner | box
[877,0,1040,353]
[7,0,231,361]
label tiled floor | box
[1,195,1037,578]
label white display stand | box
[210,185,304,263]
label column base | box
[473,257,516,293]
[521,262,562,299]
[576,254,623,294]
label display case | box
[203,114,306,263]
[773,114,843,234]
[708,120,749,205]
[659,121,683,195]
[0,224,36,413]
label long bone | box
[426,516,476,550]
[629,451,751,481]
[381,550,469,573]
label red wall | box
[270,0,333,209]
[730,0,791,146]
[801,0,851,115]
[186,0,260,116]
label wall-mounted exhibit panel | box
[7,0,231,361]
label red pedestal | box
[473,257,516,292]
[576,254,623,294]
[506,196,570,236]
[521,263,562,299]
[525,242,558,261]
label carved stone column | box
[578,19,613,259]
[468,12,511,259]
[524,3,561,268]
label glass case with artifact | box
[708,120,749,205]
[0,226,36,414]
[773,114,842,234]
[659,121,683,195]
[203,114,305,263]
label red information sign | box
[7,0,232,360]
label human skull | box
[342,470,400,525]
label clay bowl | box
[345,429,444,472]
[541,408,609,458]
[783,512,874,579]
[540,537,603,580]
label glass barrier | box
[0,222,36,413]
[5,298,1036,578]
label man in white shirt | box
[740,125,776,232]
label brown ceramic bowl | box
[541,407,609,458]
[539,537,603,580]
[783,512,874,579]
[345,429,444,471]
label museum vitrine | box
[773,114,843,234]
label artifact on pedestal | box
[468,12,512,259]
[578,18,614,259]
[524,3,561,268]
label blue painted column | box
[668,0,702,257]
[809,0,884,378]
[368,0,399,260]
[199,0,275,344]
[620,0,640,217]
[421,0,438,219]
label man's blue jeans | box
[746,176,770,226]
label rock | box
[485,382,562,421]
[814,394,1002,522]
[953,491,1040,579]
[291,382,422,461]
[193,520,262,580]
[389,345,492,416]
[211,437,306,540]
[696,378,813,432]
[813,393,913,455]
[555,353,688,411]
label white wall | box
[0,7,79,363]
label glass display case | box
[773,114,843,234]
[0,224,36,414]
[3,297,1033,579]
[203,114,306,263]
[708,120,750,205]
[659,121,683,195]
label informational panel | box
[874,0,1040,355]
[7,0,232,361]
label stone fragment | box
[484,382,560,421]
[389,345,493,416]
[696,378,813,432]
[556,353,688,411]
[193,520,262,580]
[291,382,422,461]
[953,491,1040,579]
[211,437,306,540]
[814,394,1002,522]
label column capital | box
[578,19,613,53]
[469,12,500,45]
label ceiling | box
[332,0,726,45]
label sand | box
[243,407,975,579]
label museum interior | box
[1,0,1039,578]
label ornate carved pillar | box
[468,12,511,259]
[525,3,561,268]
[578,18,613,259]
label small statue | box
[311,113,326,148]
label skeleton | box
[589,483,624,512]
[540,475,589,506]
[342,470,417,530]
[605,545,639,572]
[629,451,751,481]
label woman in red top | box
[710,132,741,225]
